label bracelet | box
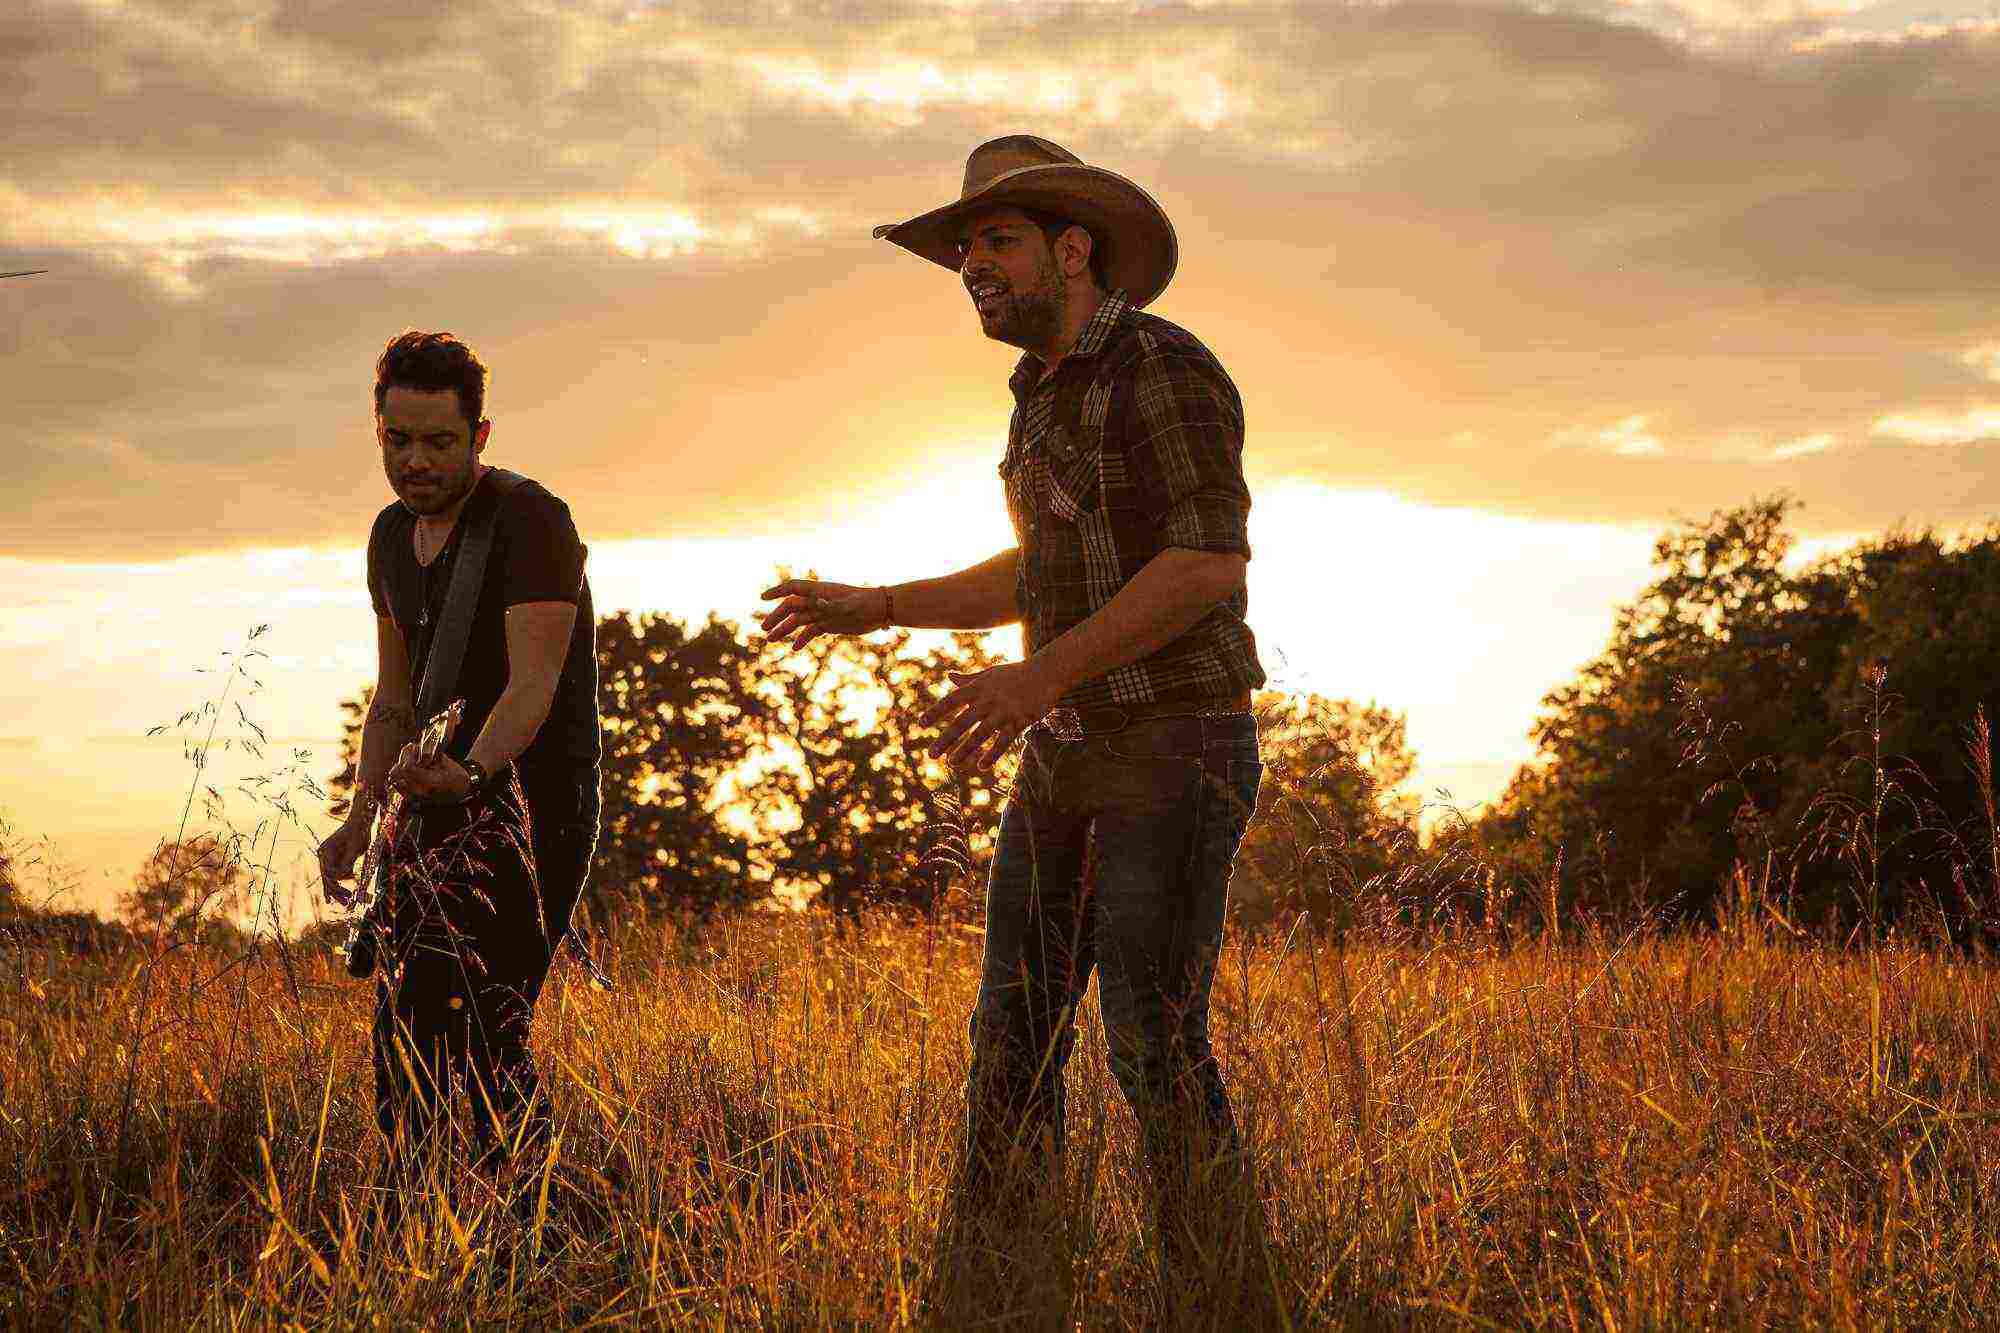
[881,585,896,630]
[459,757,490,803]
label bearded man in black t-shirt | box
[316,330,601,1219]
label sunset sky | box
[5,0,1997,923]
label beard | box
[981,256,1065,351]
[393,455,478,515]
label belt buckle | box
[1045,704,1134,737]
[1041,707,1085,741]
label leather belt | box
[1039,689,1254,740]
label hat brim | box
[872,163,1178,310]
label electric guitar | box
[341,699,463,978]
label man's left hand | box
[387,743,473,804]
[922,660,1064,771]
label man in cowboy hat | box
[760,135,1268,1293]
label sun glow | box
[584,456,1016,631]
[0,466,1897,916]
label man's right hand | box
[759,579,890,646]
[316,814,373,906]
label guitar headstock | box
[414,699,464,766]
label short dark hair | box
[1017,207,1109,291]
[374,330,488,429]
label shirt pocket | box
[1042,421,1101,523]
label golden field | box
[3,909,1996,1329]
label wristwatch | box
[459,757,491,803]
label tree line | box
[17,491,2000,947]
[1455,493,2000,943]
[320,612,1420,932]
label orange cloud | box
[1553,416,1668,457]
[1873,406,2000,447]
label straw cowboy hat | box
[872,135,1179,309]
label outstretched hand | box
[921,661,1064,771]
[759,578,889,646]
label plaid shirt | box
[1001,289,1265,710]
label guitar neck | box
[356,701,457,895]
[356,789,412,895]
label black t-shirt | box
[366,468,601,790]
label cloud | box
[1769,432,1836,459]
[1959,343,2000,382]
[1554,415,1668,456]
[1873,405,2000,447]
[8,0,2000,561]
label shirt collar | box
[1008,289,1132,399]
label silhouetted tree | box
[1776,524,2000,935]
[121,833,246,935]
[1477,494,1854,925]
[329,607,1011,926]
[1231,691,1422,933]
[1471,494,2000,937]
[741,623,1011,923]
[593,611,770,920]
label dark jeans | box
[951,711,1263,1269]
[370,764,600,1204]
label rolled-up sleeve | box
[1121,342,1252,559]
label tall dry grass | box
[5,633,2000,1327]
[5,911,1999,1327]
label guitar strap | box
[388,468,530,871]
[347,469,536,980]
[409,467,527,718]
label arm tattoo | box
[366,699,416,731]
